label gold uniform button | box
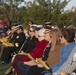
[15,43,19,47]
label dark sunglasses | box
[16,29,19,31]
[29,30,34,32]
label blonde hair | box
[50,29,61,51]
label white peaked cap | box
[38,28,45,36]
[15,24,22,28]
[32,24,43,28]
[32,24,37,27]
[37,25,43,28]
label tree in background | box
[0,0,75,28]
[24,0,72,28]
[0,0,25,25]
[72,8,76,28]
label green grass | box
[0,60,10,75]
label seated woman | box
[17,28,63,75]
[4,28,48,75]
[44,28,75,75]
[3,26,39,74]
[52,29,76,75]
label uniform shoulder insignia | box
[16,36,19,39]
[15,43,19,47]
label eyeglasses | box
[29,30,34,32]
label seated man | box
[0,25,25,64]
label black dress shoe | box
[11,71,16,75]
[3,71,12,75]
[1,61,7,64]
[3,73,7,75]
